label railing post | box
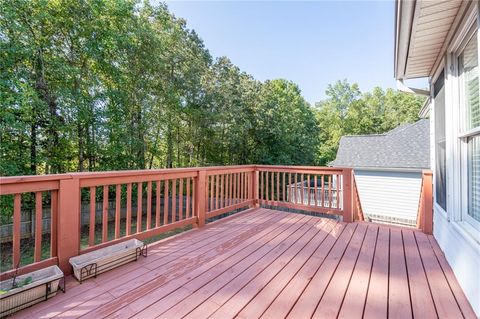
[195,169,207,228]
[57,178,80,274]
[252,167,259,208]
[342,168,354,223]
[421,170,433,234]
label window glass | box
[468,136,480,222]
[434,72,446,210]
[459,31,479,130]
[459,30,480,223]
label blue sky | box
[165,1,400,104]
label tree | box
[315,80,425,165]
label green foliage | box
[0,1,424,180]
[315,80,425,165]
[0,0,320,179]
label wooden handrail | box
[0,165,358,276]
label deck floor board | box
[12,208,476,319]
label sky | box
[164,1,415,105]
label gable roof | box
[330,119,430,170]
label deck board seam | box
[258,220,347,319]
[401,230,415,319]
[411,230,439,318]
[387,228,391,319]
[336,224,376,318]
[313,223,369,318]
[361,225,380,319]
[286,223,358,318]
[244,220,340,319]
[426,236,476,319]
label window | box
[434,70,447,210]
[458,29,480,226]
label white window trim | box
[446,3,480,234]
[431,65,448,219]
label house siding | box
[354,170,422,226]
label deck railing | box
[0,165,401,277]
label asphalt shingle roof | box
[330,119,430,169]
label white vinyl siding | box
[354,170,422,226]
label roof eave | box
[394,0,416,80]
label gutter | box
[333,166,427,173]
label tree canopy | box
[0,1,424,176]
[315,80,425,165]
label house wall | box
[354,170,422,226]
[429,2,480,315]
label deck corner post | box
[195,169,207,228]
[57,177,81,275]
[342,168,354,223]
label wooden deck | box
[13,208,476,319]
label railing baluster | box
[260,171,264,204]
[287,173,293,203]
[34,191,42,262]
[336,174,341,209]
[156,181,161,227]
[246,172,250,200]
[126,183,132,235]
[245,172,248,201]
[137,182,142,233]
[13,194,21,268]
[115,184,121,238]
[215,175,220,210]
[300,174,304,205]
[227,174,232,206]
[50,190,58,257]
[147,181,152,229]
[265,171,269,203]
[209,176,214,211]
[307,175,311,206]
[186,177,191,218]
[270,171,274,203]
[282,172,286,202]
[220,174,225,208]
[294,173,298,204]
[89,187,96,246]
[103,185,109,242]
[192,176,196,220]
[328,175,332,208]
[314,176,318,207]
[231,173,235,204]
[179,179,183,220]
[233,173,237,205]
[321,175,325,207]
[164,180,169,225]
[276,172,280,203]
[172,179,177,223]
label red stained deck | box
[13,208,476,319]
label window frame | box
[432,70,447,213]
[453,15,480,232]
